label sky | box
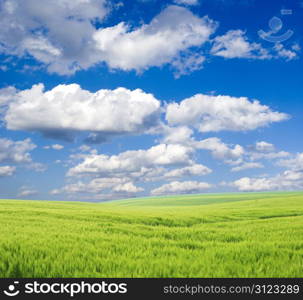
[0,0,302,201]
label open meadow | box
[0,192,303,277]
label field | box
[0,192,303,277]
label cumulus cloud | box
[151,180,212,195]
[231,162,264,172]
[195,138,290,171]
[164,164,212,178]
[0,165,16,177]
[211,30,299,61]
[51,177,143,195]
[93,5,216,74]
[2,86,288,145]
[0,138,36,164]
[0,86,16,107]
[113,182,144,194]
[171,51,206,78]
[255,141,275,152]
[0,138,45,172]
[231,170,303,191]
[277,153,303,170]
[273,43,299,61]
[4,83,162,142]
[54,137,296,198]
[196,137,244,163]
[44,144,64,150]
[211,30,270,59]
[228,149,303,191]
[229,141,290,171]
[249,141,290,161]
[0,2,216,75]
[68,143,194,177]
[55,143,200,198]
[0,0,108,74]
[17,188,38,197]
[78,145,93,153]
[0,1,298,75]
[232,176,277,191]
[161,126,194,145]
[166,93,288,132]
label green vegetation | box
[0,192,303,277]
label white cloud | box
[292,43,301,52]
[93,5,216,75]
[231,170,303,191]
[78,145,92,153]
[211,30,270,59]
[195,138,290,171]
[255,141,275,152]
[196,137,244,162]
[161,126,194,145]
[283,170,303,182]
[164,164,212,178]
[56,142,198,198]
[232,176,277,191]
[250,151,290,161]
[174,0,199,5]
[166,93,288,132]
[246,141,290,161]
[52,178,131,193]
[113,182,144,194]
[0,0,108,74]
[51,178,143,197]
[51,144,64,150]
[228,141,290,170]
[277,153,303,170]
[0,3,216,75]
[18,187,37,197]
[44,144,64,150]
[0,86,16,107]
[230,149,303,190]
[0,2,298,75]
[0,165,16,176]
[29,162,47,172]
[231,162,264,172]
[151,180,212,195]
[49,189,61,195]
[18,190,37,197]
[4,83,161,141]
[171,51,206,78]
[0,138,45,172]
[136,167,167,183]
[68,143,194,177]
[0,65,8,72]
[0,138,36,164]
[274,43,299,61]
[211,30,299,61]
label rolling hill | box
[0,192,303,277]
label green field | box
[1,192,303,277]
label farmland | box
[0,192,303,277]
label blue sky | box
[0,0,302,201]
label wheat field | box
[0,192,303,277]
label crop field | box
[0,192,303,277]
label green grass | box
[0,192,303,277]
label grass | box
[0,191,303,277]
